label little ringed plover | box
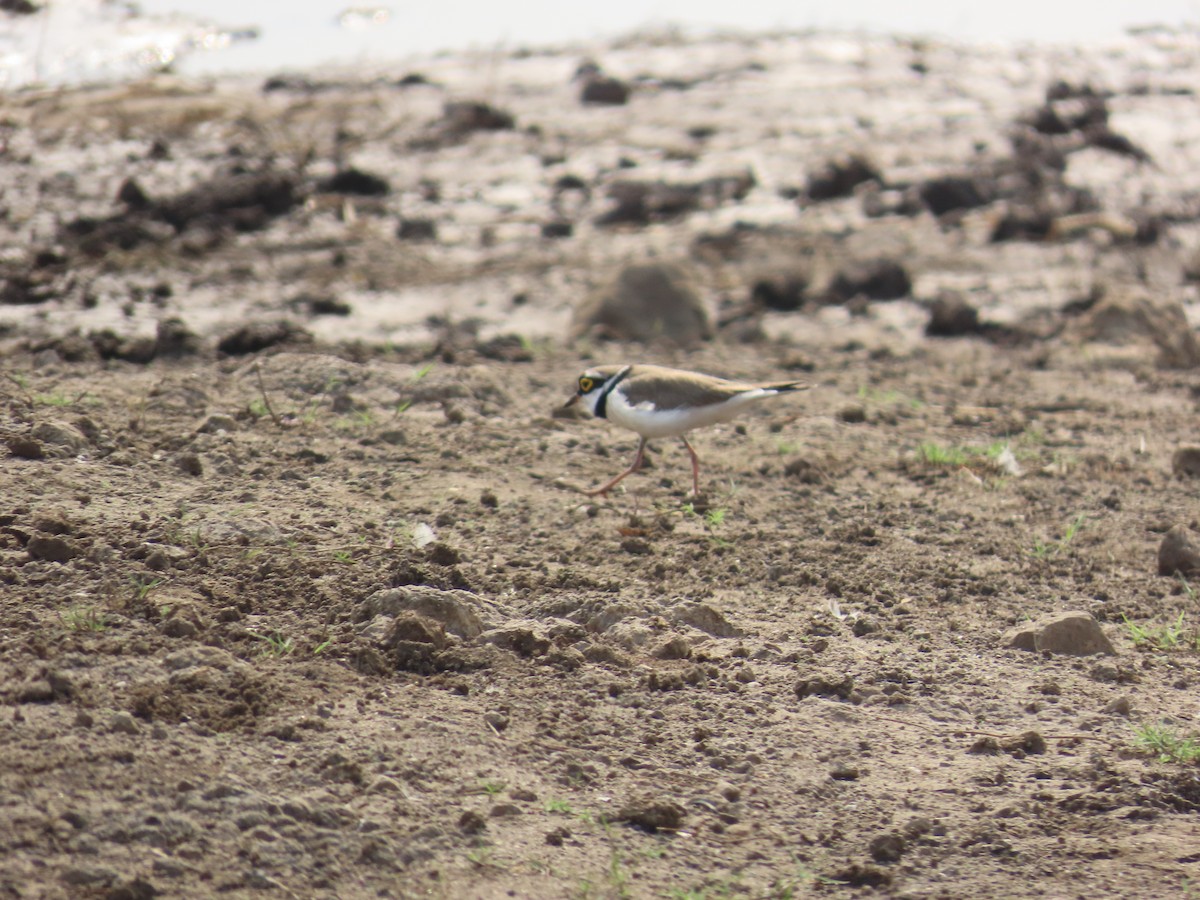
[564,364,809,497]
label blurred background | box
[1,0,1199,88]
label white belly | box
[606,388,773,438]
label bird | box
[563,364,810,497]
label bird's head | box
[563,366,628,416]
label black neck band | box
[594,366,632,420]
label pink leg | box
[585,436,647,497]
[681,436,702,496]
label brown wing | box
[619,366,779,410]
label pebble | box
[358,586,487,639]
[571,262,712,345]
[838,404,867,424]
[671,602,743,638]
[1002,611,1115,656]
[110,711,141,735]
[161,617,197,638]
[1104,696,1133,716]
[368,776,404,794]
[869,832,907,863]
[60,865,118,887]
[483,711,510,732]
[18,680,55,703]
[652,636,693,660]
[31,420,88,455]
[196,413,238,434]
[27,534,79,563]
[1158,525,1200,576]
[616,796,685,832]
[457,810,487,834]
[6,435,44,459]
[830,763,860,781]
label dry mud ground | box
[2,27,1200,900]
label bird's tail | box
[763,381,812,394]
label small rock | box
[107,877,159,900]
[795,674,856,701]
[160,617,197,639]
[31,420,88,455]
[46,670,73,697]
[489,803,522,818]
[60,865,119,887]
[838,404,867,424]
[1158,525,1200,576]
[1075,290,1200,369]
[541,221,573,239]
[6,435,44,459]
[163,646,237,671]
[750,268,809,312]
[653,636,693,660]
[925,292,981,337]
[1104,696,1133,716]
[784,456,827,484]
[155,317,200,358]
[483,711,510,732]
[580,76,630,105]
[196,414,238,434]
[571,262,712,345]
[830,763,860,781]
[145,549,171,572]
[379,430,406,446]
[27,533,79,562]
[1002,611,1115,656]
[869,832,906,863]
[359,587,488,639]
[397,218,438,242]
[442,101,514,134]
[671,602,743,638]
[319,167,390,196]
[380,613,449,649]
[1173,447,1200,478]
[1000,731,1046,757]
[457,810,487,834]
[826,258,912,303]
[217,321,310,356]
[616,796,685,832]
[368,775,403,794]
[18,680,55,703]
[832,862,893,888]
[480,624,549,657]
[805,154,881,202]
[918,175,990,216]
[620,537,652,555]
[173,453,203,476]
[111,711,141,735]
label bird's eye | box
[578,377,594,393]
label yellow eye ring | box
[579,377,594,392]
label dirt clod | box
[617,797,685,832]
